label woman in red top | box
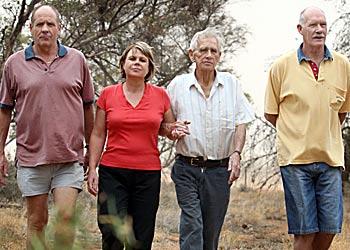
[87,41,187,250]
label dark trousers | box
[97,165,161,250]
[171,157,231,250]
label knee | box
[28,212,48,231]
[57,209,75,224]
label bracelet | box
[84,144,89,149]
[232,150,241,159]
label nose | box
[42,23,49,32]
[204,49,212,57]
[315,24,325,33]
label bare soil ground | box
[1,182,349,250]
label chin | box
[313,42,325,47]
[199,65,215,71]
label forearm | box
[339,112,347,125]
[232,123,247,154]
[84,104,95,145]
[88,131,106,170]
[159,122,176,139]
[264,113,277,127]
[160,109,176,139]
[0,109,11,154]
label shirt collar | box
[24,41,67,60]
[297,43,333,64]
[188,70,224,89]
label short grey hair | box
[299,6,325,25]
[189,28,223,52]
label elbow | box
[264,113,277,127]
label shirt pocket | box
[219,108,235,130]
[328,85,346,111]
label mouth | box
[131,67,142,71]
[203,61,213,65]
[39,36,51,40]
[313,36,325,40]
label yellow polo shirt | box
[264,48,350,167]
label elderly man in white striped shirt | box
[167,28,255,250]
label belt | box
[177,154,229,167]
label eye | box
[140,58,148,63]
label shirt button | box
[44,68,48,71]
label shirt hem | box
[99,160,161,171]
[278,160,344,168]
[17,158,82,167]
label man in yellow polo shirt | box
[264,6,350,250]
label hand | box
[228,153,241,185]
[171,120,190,139]
[87,168,98,196]
[83,149,89,180]
[0,154,9,187]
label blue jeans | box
[171,157,230,250]
[280,163,343,235]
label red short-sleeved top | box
[97,83,170,170]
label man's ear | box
[188,49,195,62]
[297,24,303,35]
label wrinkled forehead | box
[32,7,59,24]
[197,37,219,49]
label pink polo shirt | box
[0,43,94,166]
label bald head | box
[299,6,326,25]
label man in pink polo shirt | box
[0,4,94,249]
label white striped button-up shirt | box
[167,71,255,160]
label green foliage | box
[98,194,138,247]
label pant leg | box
[98,166,130,250]
[200,165,230,250]
[315,163,343,233]
[129,170,161,250]
[171,158,203,250]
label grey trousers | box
[171,157,231,250]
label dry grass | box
[0,182,349,250]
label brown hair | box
[119,41,157,82]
